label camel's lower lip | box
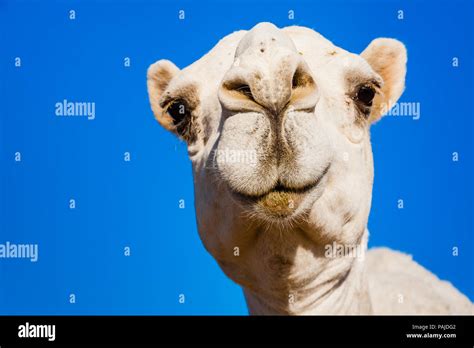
[254,189,308,218]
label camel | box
[147,23,473,315]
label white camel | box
[147,23,473,315]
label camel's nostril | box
[235,84,254,99]
[292,74,298,90]
[218,78,259,112]
[221,79,255,100]
[292,67,315,90]
[287,64,319,112]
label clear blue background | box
[0,0,472,314]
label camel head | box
[147,23,407,311]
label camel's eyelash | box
[358,81,381,95]
[370,79,382,91]
[350,82,381,102]
[347,77,381,95]
[161,95,184,110]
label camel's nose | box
[257,58,318,115]
[219,23,318,116]
[220,54,318,116]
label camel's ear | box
[147,59,181,131]
[361,38,407,124]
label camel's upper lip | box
[230,163,331,205]
[237,180,319,201]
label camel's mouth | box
[231,165,330,220]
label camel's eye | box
[166,99,190,125]
[356,85,376,106]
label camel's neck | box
[242,229,373,315]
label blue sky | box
[0,0,472,314]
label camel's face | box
[148,23,406,287]
[214,24,382,225]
